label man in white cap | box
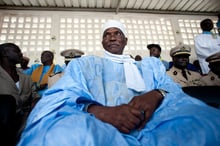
[167,44,203,87]
[18,20,220,146]
[48,49,84,88]
[60,48,84,69]
[200,52,220,85]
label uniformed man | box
[167,44,203,87]
[48,49,84,88]
[60,48,85,69]
[200,52,220,86]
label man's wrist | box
[83,103,96,112]
[155,89,168,98]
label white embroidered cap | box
[102,19,127,37]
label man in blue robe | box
[18,20,220,146]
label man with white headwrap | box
[18,20,220,146]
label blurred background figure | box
[48,49,84,88]
[60,48,84,70]
[192,60,202,74]
[167,44,203,87]
[200,52,220,86]
[147,44,169,70]
[19,56,30,72]
[23,50,63,97]
[194,18,220,75]
[134,54,142,61]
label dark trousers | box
[0,95,18,146]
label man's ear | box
[102,39,104,47]
[125,37,128,45]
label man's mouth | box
[108,44,118,47]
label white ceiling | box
[0,0,219,15]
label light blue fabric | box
[23,64,63,97]
[161,60,169,70]
[18,56,220,146]
[202,31,212,34]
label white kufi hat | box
[102,19,126,36]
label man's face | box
[102,27,127,55]
[41,51,53,64]
[173,54,190,69]
[6,46,23,64]
[149,47,161,58]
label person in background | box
[0,43,39,145]
[147,44,169,70]
[19,56,30,72]
[18,20,220,146]
[60,48,84,70]
[134,54,142,61]
[23,50,63,97]
[167,44,203,87]
[192,59,202,74]
[48,49,84,88]
[200,52,220,86]
[194,18,220,75]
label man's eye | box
[115,32,122,36]
[104,33,110,38]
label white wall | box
[0,10,218,65]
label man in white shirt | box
[194,18,220,75]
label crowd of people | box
[0,18,219,146]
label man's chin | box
[106,48,122,54]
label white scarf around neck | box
[104,51,146,92]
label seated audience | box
[23,50,63,97]
[194,18,220,75]
[167,44,203,87]
[0,43,39,145]
[48,49,84,88]
[200,52,220,85]
[147,44,169,70]
[18,20,220,146]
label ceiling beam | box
[116,0,121,14]
[0,6,218,16]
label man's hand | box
[128,90,164,130]
[88,104,144,133]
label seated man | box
[18,20,220,146]
[23,50,63,97]
[200,52,220,85]
[167,44,203,87]
[0,43,39,145]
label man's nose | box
[109,34,117,40]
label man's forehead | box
[150,47,160,51]
[104,27,122,33]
